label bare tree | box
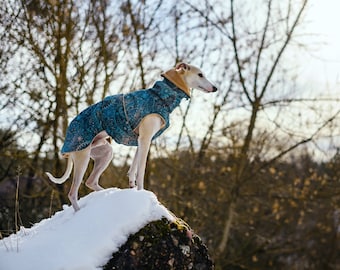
[0,0,125,204]
[181,0,340,260]
[216,0,310,254]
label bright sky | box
[299,0,340,92]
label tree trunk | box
[217,201,235,255]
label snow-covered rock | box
[0,188,213,270]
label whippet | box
[46,62,217,211]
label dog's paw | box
[129,180,136,188]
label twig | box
[0,231,10,252]
[15,165,21,252]
[49,189,54,218]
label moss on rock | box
[103,218,213,270]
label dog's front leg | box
[128,148,138,188]
[135,138,151,190]
[134,114,162,190]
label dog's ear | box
[175,62,190,74]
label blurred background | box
[0,0,339,269]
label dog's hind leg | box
[85,143,113,191]
[69,148,91,211]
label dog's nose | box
[212,86,218,92]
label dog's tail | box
[46,158,73,184]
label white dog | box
[46,62,217,211]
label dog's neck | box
[161,69,191,97]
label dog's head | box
[176,63,218,93]
[162,62,217,96]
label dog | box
[46,62,217,211]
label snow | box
[0,188,174,270]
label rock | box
[103,217,214,270]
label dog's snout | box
[212,86,218,92]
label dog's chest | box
[101,83,187,146]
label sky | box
[101,0,340,163]
[292,0,340,158]
[3,0,340,162]
[299,0,340,92]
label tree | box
[216,0,310,255]
[0,0,125,196]
[182,0,340,265]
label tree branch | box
[230,0,252,104]
[259,0,308,100]
[253,0,272,98]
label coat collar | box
[152,79,190,101]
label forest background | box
[0,0,339,269]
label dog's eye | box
[198,73,204,78]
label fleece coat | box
[61,78,189,154]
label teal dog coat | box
[61,78,189,154]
